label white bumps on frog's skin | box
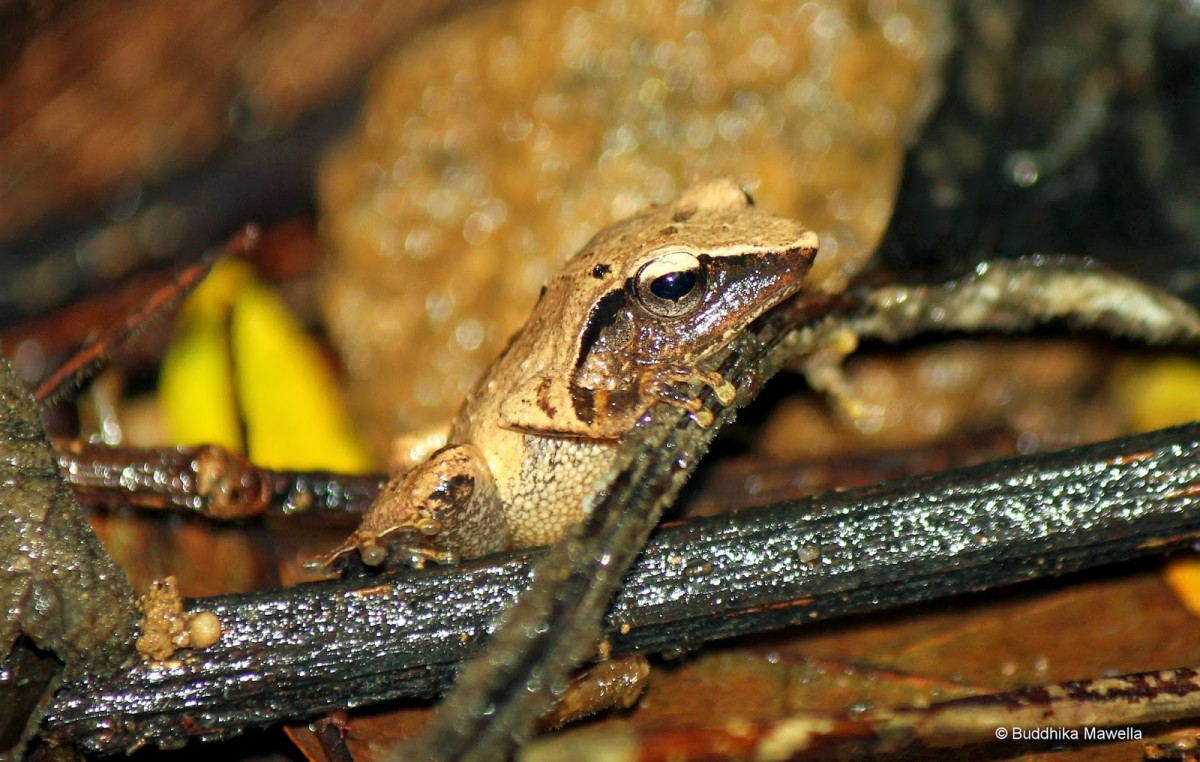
[496,436,618,547]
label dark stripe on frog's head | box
[573,285,629,373]
[431,473,475,509]
[570,384,596,426]
[536,377,557,418]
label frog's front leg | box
[311,444,509,571]
[639,365,738,428]
[780,258,1200,432]
[793,325,885,428]
[538,654,650,731]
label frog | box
[314,178,819,569]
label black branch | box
[41,422,1200,754]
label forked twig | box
[31,225,259,405]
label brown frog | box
[315,179,818,568]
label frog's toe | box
[358,539,389,567]
[303,542,358,575]
[643,378,717,426]
[301,556,335,575]
[396,545,460,567]
[711,377,737,405]
[690,407,715,428]
[304,529,393,574]
[690,369,736,404]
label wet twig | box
[57,440,381,520]
[526,666,1200,760]
[55,434,1009,522]
[40,422,1200,754]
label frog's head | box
[575,181,817,376]
[500,179,818,439]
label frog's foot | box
[392,542,460,569]
[354,528,463,568]
[798,326,884,430]
[303,527,457,573]
[302,530,382,574]
[537,654,651,731]
[642,366,738,427]
[308,444,509,573]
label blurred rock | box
[319,0,948,448]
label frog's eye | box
[635,251,705,318]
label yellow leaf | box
[1111,355,1200,433]
[160,258,374,473]
[1112,355,1200,616]
[160,260,254,451]
[177,257,256,324]
[1164,556,1200,618]
[230,281,374,473]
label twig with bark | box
[39,422,1200,755]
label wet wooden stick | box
[56,439,382,520]
[39,422,1200,754]
[54,430,1014,524]
[526,666,1200,760]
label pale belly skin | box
[315,178,818,569]
[462,418,617,549]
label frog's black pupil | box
[650,270,697,301]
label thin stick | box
[526,667,1200,760]
[32,225,259,405]
[56,439,382,520]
